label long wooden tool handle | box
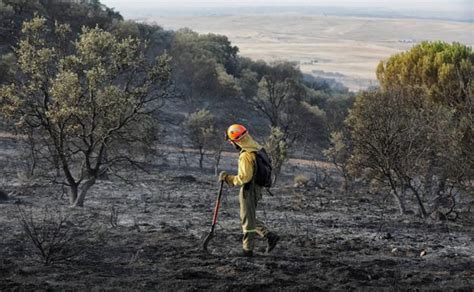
[212,181,225,226]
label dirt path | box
[0,132,334,170]
[155,143,334,169]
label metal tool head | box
[202,231,214,251]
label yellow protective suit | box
[225,134,270,251]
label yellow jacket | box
[226,134,262,187]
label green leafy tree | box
[253,62,328,152]
[0,0,122,45]
[299,100,328,151]
[0,53,16,84]
[238,68,259,100]
[0,0,14,31]
[343,42,473,217]
[0,17,171,207]
[346,89,467,217]
[183,109,218,169]
[252,62,305,138]
[377,41,473,198]
[216,64,241,99]
[323,131,353,192]
[265,127,288,184]
[376,41,472,108]
[109,21,172,57]
[346,91,419,215]
[323,95,355,133]
[170,29,239,100]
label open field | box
[1,136,473,290]
[148,14,474,91]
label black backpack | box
[254,148,273,188]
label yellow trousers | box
[239,183,269,251]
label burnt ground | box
[0,138,473,291]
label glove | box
[218,171,228,182]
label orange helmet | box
[226,124,248,142]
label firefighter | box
[219,124,280,257]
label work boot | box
[242,250,254,257]
[266,232,280,253]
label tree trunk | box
[27,131,37,177]
[180,146,189,167]
[424,167,434,200]
[387,173,406,215]
[342,171,353,193]
[69,184,78,205]
[272,166,281,186]
[392,190,406,215]
[408,184,428,219]
[73,178,96,207]
[198,147,204,169]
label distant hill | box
[147,14,472,92]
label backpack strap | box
[241,150,257,191]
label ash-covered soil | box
[0,139,473,291]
